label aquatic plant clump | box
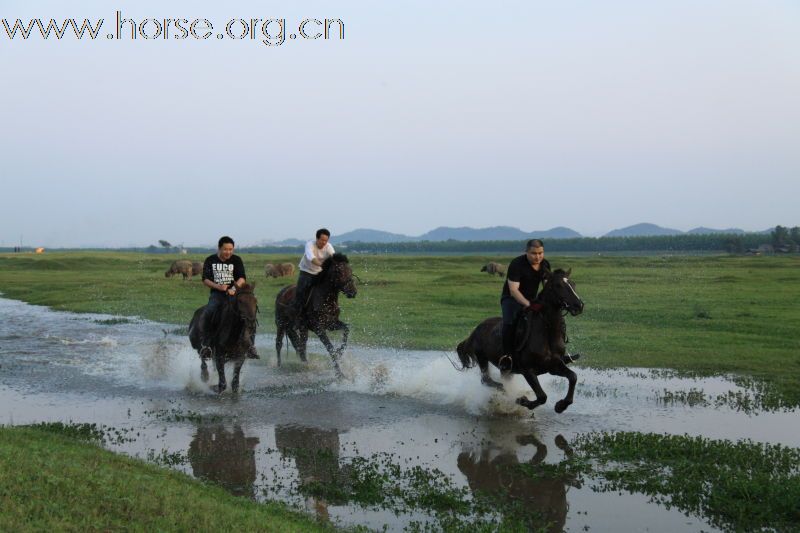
[537,432,800,532]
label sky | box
[1,0,798,247]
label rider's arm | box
[203,278,228,292]
[508,281,530,308]
[234,278,246,288]
[306,241,326,266]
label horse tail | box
[455,339,476,370]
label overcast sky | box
[1,0,798,247]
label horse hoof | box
[554,400,571,413]
[516,397,530,408]
[213,384,226,394]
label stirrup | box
[498,354,513,374]
[199,345,212,358]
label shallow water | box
[1,296,797,531]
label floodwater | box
[1,296,797,532]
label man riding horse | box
[200,236,258,359]
[292,228,336,321]
[501,239,579,371]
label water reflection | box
[188,424,260,498]
[457,433,578,532]
[274,424,351,521]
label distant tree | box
[159,239,172,249]
[724,236,744,254]
[771,226,789,247]
[790,226,800,245]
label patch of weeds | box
[262,447,550,531]
[27,421,137,445]
[654,388,709,407]
[529,432,800,532]
[147,448,189,467]
[94,317,133,325]
[693,306,712,319]
[144,408,224,424]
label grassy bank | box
[0,252,798,405]
[0,425,331,532]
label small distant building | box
[35,247,45,254]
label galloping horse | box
[274,254,357,376]
[456,269,584,413]
[188,283,258,393]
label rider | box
[500,239,578,370]
[292,228,335,320]
[200,236,257,358]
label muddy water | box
[1,297,798,531]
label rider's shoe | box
[199,345,212,358]
[247,345,259,359]
[561,352,581,365]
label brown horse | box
[188,283,258,393]
[456,269,584,413]
[274,254,357,376]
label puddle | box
[1,297,797,531]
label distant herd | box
[165,260,508,281]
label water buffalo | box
[265,262,295,278]
[165,260,194,280]
[480,262,506,277]
[192,261,202,276]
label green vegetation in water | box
[144,407,225,424]
[29,421,138,445]
[1,252,799,407]
[0,426,334,532]
[517,431,800,533]
[93,317,133,325]
[262,446,553,532]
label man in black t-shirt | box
[500,239,577,368]
[200,236,256,358]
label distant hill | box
[330,225,584,243]
[686,227,745,235]
[604,223,683,237]
[335,228,412,243]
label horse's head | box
[233,283,259,337]
[542,268,583,316]
[321,253,357,299]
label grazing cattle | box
[192,261,202,276]
[165,260,194,280]
[480,262,506,277]
[265,262,295,278]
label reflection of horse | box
[457,434,578,532]
[275,424,351,520]
[274,254,357,376]
[188,284,258,393]
[457,269,584,413]
[188,424,260,498]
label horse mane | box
[321,253,349,270]
[237,282,256,294]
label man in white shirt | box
[293,228,335,318]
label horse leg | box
[478,352,503,390]
[549,361,577,413]
[332,320,349,358]
[296,326,309,363]
[314,329,343,378]
[231,356,245,393]
[214,354,227,393]
[517,370,547,410]
[275,323,284,367]
[200,358,209,382]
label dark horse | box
[274,254,357,376]
[188,283,258,393]
[456,269,584,413]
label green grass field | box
[0,425,332,532]
[1,251,799,405]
